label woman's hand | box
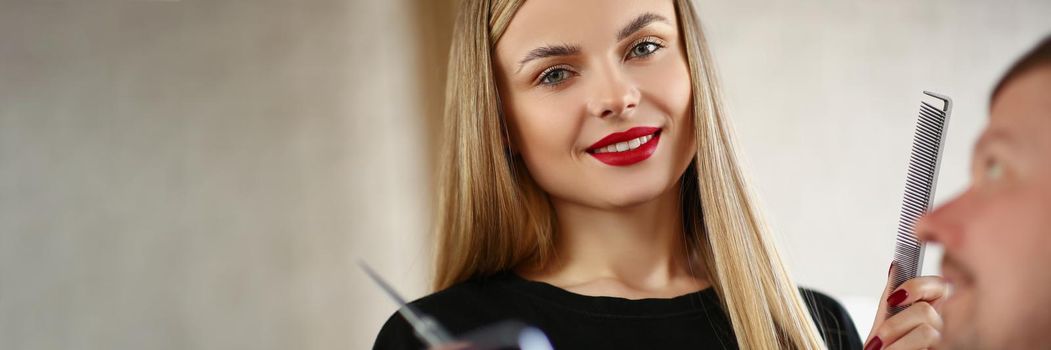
[864,263,948,350]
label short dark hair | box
[991,34,1051,103]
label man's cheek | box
[1004,192,1051,254]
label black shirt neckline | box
[496,271,720,318]
[376,271,863,349]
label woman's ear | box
[501,119,519,154]
[498,107,519,154]
[494,79,519,155]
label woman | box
[376,0,946,348]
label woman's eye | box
[539,68,571,86]
[628,41,663,58]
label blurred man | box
[917,35,1051,350]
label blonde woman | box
[376,0,947,349]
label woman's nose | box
[586,66,640,119]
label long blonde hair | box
[432,0,827,348]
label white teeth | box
[592,134,655,154]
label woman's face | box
[493,0,695,209]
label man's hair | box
[992,34,1051,103]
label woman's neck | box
[519,182,709,299]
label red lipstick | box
[586,126,661,166]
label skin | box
[916,66,1051,349]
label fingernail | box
[864,336,883,350]
[887,289,908,307]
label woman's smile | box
[586,126,662,166]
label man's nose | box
[915,190,971,248]
[585,65,640,119]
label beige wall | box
[696,0,1050,333]
[1,0,1048,349]
[0,0,449,349]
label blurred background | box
[0,0,1047,349]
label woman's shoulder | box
[372,273,519,350]
[798,287,863,350]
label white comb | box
[889,91,952,315]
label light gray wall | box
[1,1,1049,349]
[697,0,1051,332]
[0,1,430,349]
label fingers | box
[868,301,943,349]
[888,276,950,308]
[883,323,941,350]
[866,264,949,349]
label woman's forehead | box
[494,0,678,60]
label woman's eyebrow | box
[514,12,669,74]
[516,43,580,73]
[617,12,669,41]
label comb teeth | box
[890,91,952,315]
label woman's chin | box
[593,184,673,209]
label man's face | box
[917,67,1051,349]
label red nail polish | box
[887,289,908,307]
[864,336,883,350]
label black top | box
[373,271,862,349]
